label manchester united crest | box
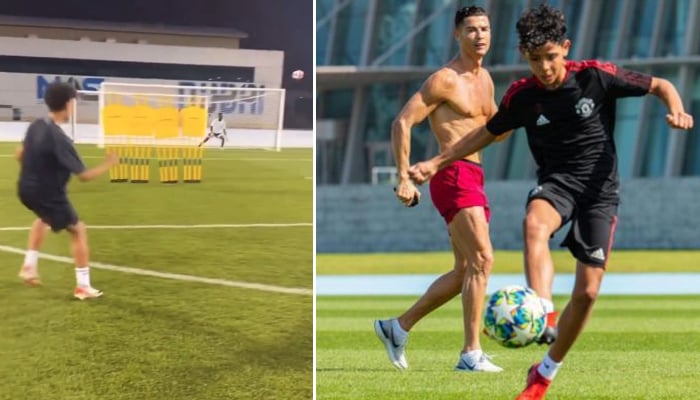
[575,97,595,118]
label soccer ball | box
[483,285,546,348]
[291,69,305,80]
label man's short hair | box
[44,83,77,112]
[516,4,567,53]
[454,5,488,28]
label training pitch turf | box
[316,295,700,399]
[317,248,700,399]
[0,143,313,400]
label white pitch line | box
[0,223,312,232]
[0,244,312,296]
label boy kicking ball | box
[16,82,118,300]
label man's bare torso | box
[428,65,494,164]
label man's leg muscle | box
[448,206,493,352]
[398,240,465,331]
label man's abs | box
[429,102,488,164]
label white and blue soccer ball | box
[483,285,546,348]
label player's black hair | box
[516,3,567,53]
[454,5,488,28]
[44,82,77,112]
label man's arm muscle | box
[391,71,455,179]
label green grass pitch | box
[316,295,700,399]
[317,237,700,398]
[0,143,312,400]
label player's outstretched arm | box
[649,77,694,130]
[77,153,119,182]
[391,71,451,205]
[409,126,495,184]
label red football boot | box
[515,363,551,400]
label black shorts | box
[18,190,79,232]
[526,182,618,267]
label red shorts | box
[429,160,490,224]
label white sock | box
[75,267,91,287]
[540,297,555,314]
[391,319,409,342]
[24,250,39,268]
[537,353,562,381]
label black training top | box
[486,60,652,202]
[18,118,86,198]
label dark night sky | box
[0,0,313,128]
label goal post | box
[71,90,100,143]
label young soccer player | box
[198,112,227,148]
[409,4,693,399]
[17,82,119,300]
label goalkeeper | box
[198,112,227,148]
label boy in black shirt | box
[409,5,693,399]
[17,82,118,300]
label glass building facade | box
[316,0,700,184]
